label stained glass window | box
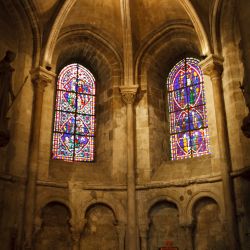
[167,58,210,160]
[52,63,96,162]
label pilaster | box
[200,55,240,250]
[22,67,56,250]
[120,85,138,250]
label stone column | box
[181,223,194,250]
[139,224,148,250]
[120,85,138,250]
[116,222,126,250]
[200,55,239,249]
[22,67,55,249]
[70,218,87,250]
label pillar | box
[22,67,55,249]
[70,218,87,250]
[116,222,126,250]
[139,223,148,250]
[181,223,194,250]
[200,55,240,249]
[120,85,138,250]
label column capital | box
[30,66,56,88]
[119,85,138,104]
[199,54,224,78]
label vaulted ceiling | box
[0,0,219,63]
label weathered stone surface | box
[0,1,249,249]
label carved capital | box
[30,66,56,92]
[120,85,138,104]
[199,54,224,79]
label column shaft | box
[120,86,138,250]
[200,55,239,249]
[127,102,136,250]
[22,67,55,249]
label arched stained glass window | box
[52,63,96,162]
[167,58,210,160]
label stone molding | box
[30,66,56,89]
[119,85,138,104]
[199,54,224,78]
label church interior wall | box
[0,0,249,249]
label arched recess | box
[135,24,202,175]
[141,193,182,227]
[34,201,72,250]
[185,191,224,225]
[192,196,227,250]
[80,202,119,250]
[40,27,123,178]
[147,199,183,249]
[82,196,126,223]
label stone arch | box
[146,196,183,249]
[42,0,77,66]
[81,201,120,250]
[191,196,227,250]
[185,191,224,225]
[46,27,123,171]
[35,197,72,231]
[135,25,202,173]
[83,196,126,223]
[142,193,183,226]
[176,0,211,55]
[136,23,201,89]
[52,26,123,89]
[36,197,72,219]
[49,26,122,83]
[34,201,72,250]
[211,0,223,55]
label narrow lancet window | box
[167,58,210,160]
[52,63,96,162]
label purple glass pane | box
[54,111,75,134]
[76,115,95,136]
[77,65,96,95]
[52,133,74,161]
[58,64,77,92]
[168,88,188,112]
[170,110,189,134]
[186,63,202,86]
[56,91,76,112]
[190,128,210,157]
[171,132,191,160]
[77,94,95,115]
[167,59,185,91]
[74,135,94,161]
[189,106,208,130]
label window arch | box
[167,58,210,160]
[52,63,96,162]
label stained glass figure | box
[52,63,96,162]
[167,58,210,160]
